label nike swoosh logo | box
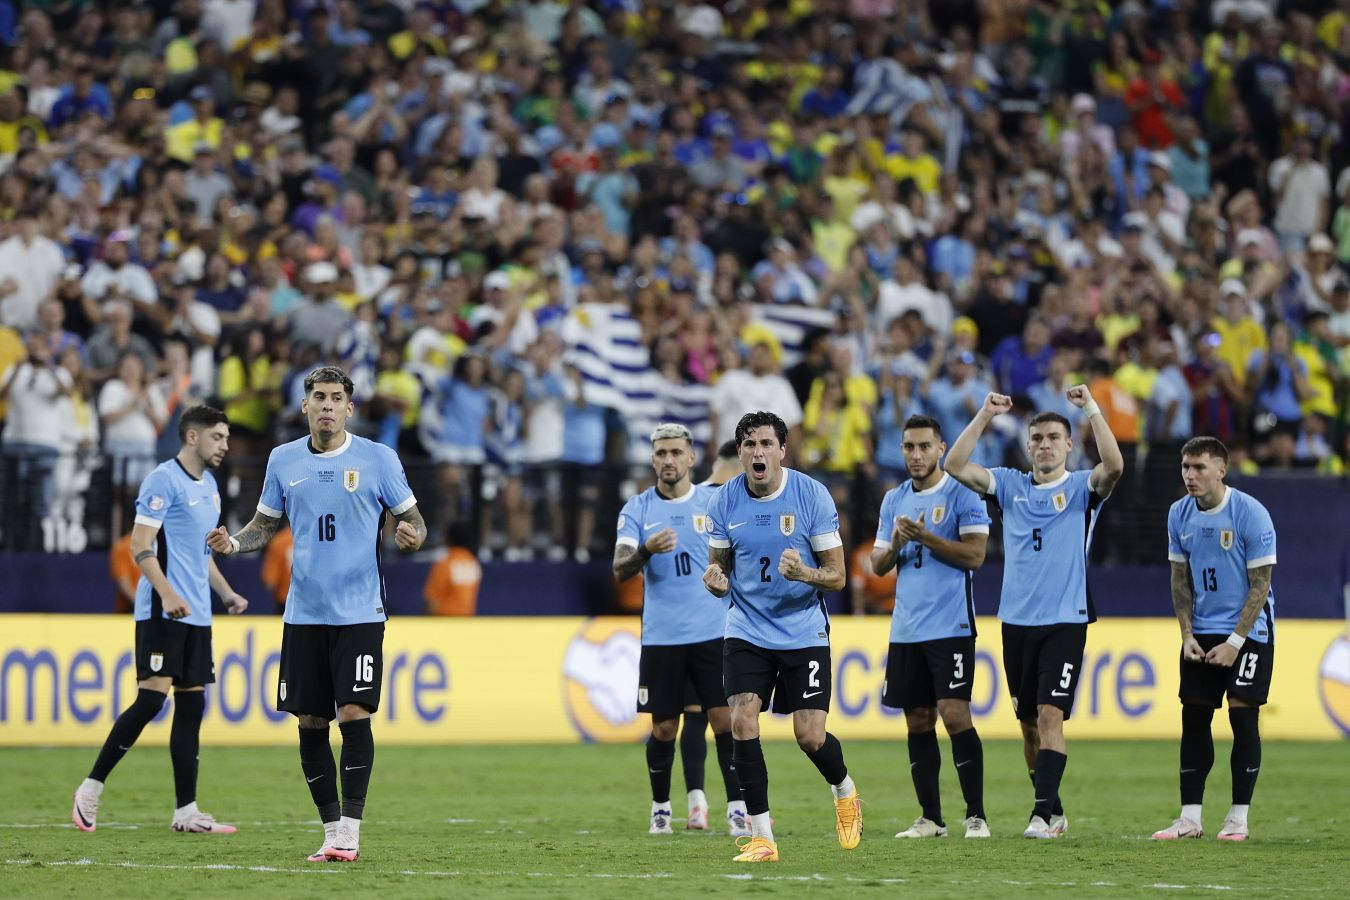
[956,760,971,768]
[728,522,747,530]
[307,775,323,783]
[352,685,373,692]
[188,498,204,506]
[1245,767,1259,773]
[344,765,368,772]
[74,807,94,828]
[949,681,967,689]
[1051,690,1070,697]
[644,523,662,530]
[1179,768,1196,774]
[1234,679,1252,686]
[118,745,131,751]
[1013,497,1028,503]
[289,478,309,487]
[802,690,822,699]
[1180,533,1193,540]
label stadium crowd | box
[2,0,1350,561]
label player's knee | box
[336,704,372,724]
[298,713,332,729]
[1036,705,1064,735]
[795,731,824,753]
[904,708,937,733]
[651,717,679,741]
[937,701,972,733]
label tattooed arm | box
[702,545,732,598]
[207,511,282,555]
[393,503,427,552]
[1171,561,1204,661]
[1204,564,1274,667]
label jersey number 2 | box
[759,556,772,582]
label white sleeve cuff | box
[958,525,990,535]
[985,471,998,495]
[133,515,163,530]
[389,494,417,516]
[1168,552,1188,563]
[809,531,843,552]
[257,502,283,518]
[1247,555,1276,568]
[615,536,639,549]
[872,539,892,551]
[707,537,731,549]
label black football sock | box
[714,730,740,803]
[89,688,166,782]
[645,734,676,805]
[907,729,943,825]
[298,725,340,823]
[1028,766,1065,816]
[950,727,985,820]
[804,732,849,787]
[680,712,708,794]
[732,738,769,816]
[1228,707,1261,805]
[338,718,374,820]
[1180,704,1216,806]
[1032,750,1067,821]
[169,691,205,808]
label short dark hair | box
[178,404,229,441]
[1027,411,1072,435]
[1181,436,1229,464]
[717,439,739,461]
[304,365,355,397]
[734,411,788,447]
[901,414,942,439]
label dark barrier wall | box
[4,476,1346,620]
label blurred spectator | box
[0,209,66,331]
[423,523,483,616]
[0,331,74,548]
[1269,134,1331,252]
[1247,321,1314,456]
[98,351,166,517]
[708,338,803,448]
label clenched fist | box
[779,548,809,582]
[206,526,235,555]
[703,563,729,596]
[983,393,1013,416]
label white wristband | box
[1083,399,1102,419]
[229,536,240,555]
[1226,632,1246,649]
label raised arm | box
[944,392,1010,495]
[1067,383,1124,497]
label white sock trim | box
[173,801,199,818]
[832,774,856,799]
[749,811,774,842]
[339,815,362,838]
[1227,804,1249,825]
[79,778,104,796]
[1181,804,1202,824]
[687,789,707,810]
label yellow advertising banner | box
[2,615,1348,745]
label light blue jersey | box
[1167,486,1277,642]
[257,432,416,626]
[987,467,1105,626]
[616,482,724,646]
[875,473,991,643]
[133,459,221,626]
[706,469,842,650]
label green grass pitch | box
[1,740,1345,897]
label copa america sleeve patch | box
[1260,531,1274,547]
[617,514,626,530]
[148,495,166,512]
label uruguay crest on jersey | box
[1052,491,1067,512]
[931,504,946,524]
[344,468,360,492]
[1220,529,1234,550]
[692,514,708,534]
[780,513,795,536]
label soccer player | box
[872,415,992,839]
[944,387,1123,839]
[207,367,426,863]
[1151,437,1276,842]
[704,439,741,487]
[614,424,746,837]
[72,405,247,835]
[702,411,861,863]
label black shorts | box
[882,638,976,710]
[638,639,727,716]
[1002,622,1087,721]
[724,638,831,715]
[1179,634,1275,708]
[135,619,215,686]
[277,622,385,718]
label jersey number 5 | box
[1032,527,1043,552]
